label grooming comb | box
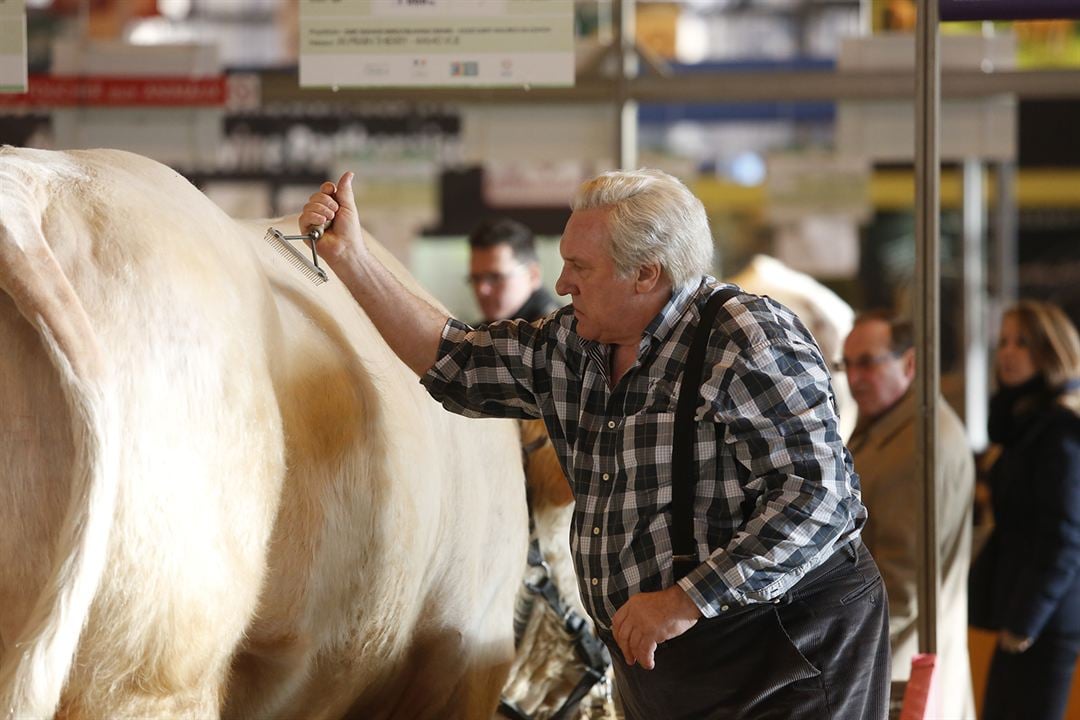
[263,227,329,285]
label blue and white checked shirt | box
[421,276,866,632]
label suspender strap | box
[672,287,739,581]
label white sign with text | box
[299,0,574,88]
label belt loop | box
[847,539,859,563]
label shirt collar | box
[643,278,703,344]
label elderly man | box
[301,168,889,719]
[467,217,559,324]
[844,312,975,718]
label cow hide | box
[0,147,528,720]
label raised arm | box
[300,172,449,376]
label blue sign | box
[941,0,1080,21]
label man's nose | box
[555,272,571,296]
[844,365,867,383]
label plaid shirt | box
[422,276,865,632]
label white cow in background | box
[0,147,527,719]
[729,254,857,441]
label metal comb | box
[262,227,328,285]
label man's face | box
[842,319,914,422]
[554,207,642,344]
[469,243,539,322]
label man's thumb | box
[336,171,357,212]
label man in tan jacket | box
[845,311,976,718]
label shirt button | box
[602,473,610,481]
[720,604,729,612]
[607,420,616,429]
[593,526,600,535]
[591,578,599,586]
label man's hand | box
[611,585,702,670]
[999,629,1033,654]
[299,171,364,269]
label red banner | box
[0,76,226,107]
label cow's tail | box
[0,182,120,718]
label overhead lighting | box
[731,151,766,186]
[676,13,710,64]
[128,17,197,45]
[158,0,192,21]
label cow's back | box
[0,147,527,719]
[0,147,287,717]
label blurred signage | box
[0,0,26,93]
[299,0,574,88]
[482,161,584,207]
[765,154,867,279]
[942,0,1080,20]
[47,40,223,170]
[837,35,1018,162]
[0,76,226,106]
[766,153,872,223]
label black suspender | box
[672,287,739,581]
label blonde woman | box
[970,299,1080,720]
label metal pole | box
[915,0,941,657]
[613,0,638,169]
[861,0,877,34]
[993,161,1019,305]
[963,159,990,451]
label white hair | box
[570,168,714,288]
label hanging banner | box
[941,0,1080,21]
[299,0,574,88]
[47,40,224,171]
[0,0,27,93]
[0,76,227,107]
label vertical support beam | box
[963,159,990,451]
[993,161,1019,306]
[613,0,638,169]
[861,0,876,35]
[914,0,941,657]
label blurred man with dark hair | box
[467,218,559,323]
[844,311,975,718]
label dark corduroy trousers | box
[605,541,891,720]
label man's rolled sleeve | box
[678,335,861,616]
[421,317,546,420]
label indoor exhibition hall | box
[2,1,1080,719]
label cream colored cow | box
[0,147,527,719]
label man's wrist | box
[669,584,703,620]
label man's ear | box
[635,261,665,294]
[527,261,542,290]
[901,347,916,380]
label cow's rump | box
[0,147,526,719]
